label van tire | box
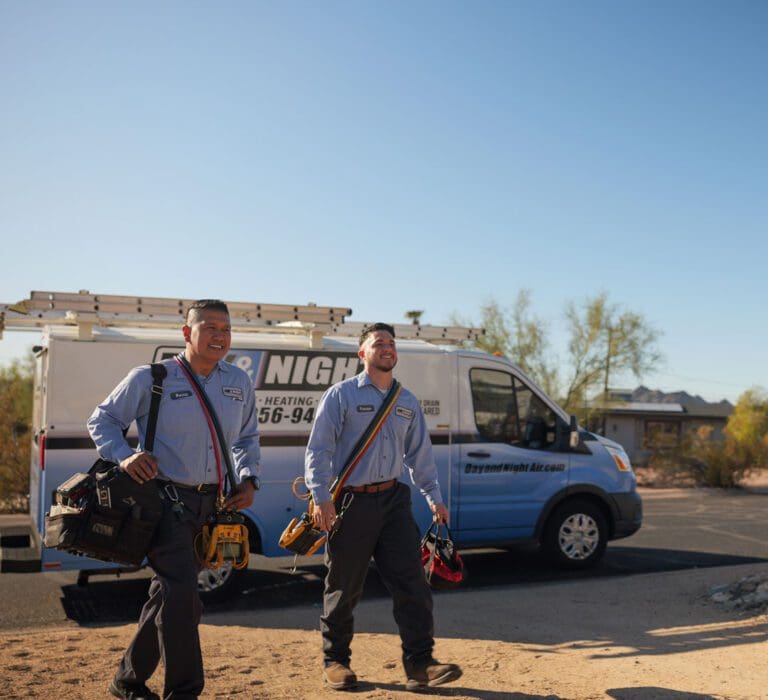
[197,562,246,603]
[543,499,607,569]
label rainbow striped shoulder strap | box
[329,379,402,503]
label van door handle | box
[467,451,491,458]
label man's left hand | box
[224,480,256,511]
[431,502,449,525]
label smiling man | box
[305,322,461,692]
[87,299,260,700]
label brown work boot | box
[324,662,358,690]
[405,659,462,690]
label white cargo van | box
[0,291,641,599]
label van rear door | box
[29,346,48,535]
[456,358,569,539]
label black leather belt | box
[159,480,219,495]
[346,479,397,494]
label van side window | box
[469,369,519,443]
[469,368,558,449]
[513,378,557,449]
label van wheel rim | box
[558,513,599,560]
[197,562,233,592]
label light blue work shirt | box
[87,357,260,487]
[305,371,443,506]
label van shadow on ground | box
[59,545,766,628]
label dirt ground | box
[4,474,768,699]
[2,559,767,700]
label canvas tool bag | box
[43,363,167,566]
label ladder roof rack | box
[329,322,484,344]
[1,290,483,347]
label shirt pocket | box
[393,405,416,437]
[155,389,197,440]
[217,387,246,431]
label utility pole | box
[602,325,614,435]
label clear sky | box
[1,1,766,403]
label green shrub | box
[662,389,768,488]
[0,359,33,512]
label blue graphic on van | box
[225,350,266,385]
[225,350,361,391]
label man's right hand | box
[312,500,338,532]
[120,451,159,484]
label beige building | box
[595,388,733,466]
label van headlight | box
[605,445,633,472]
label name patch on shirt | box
[170,390,193,400]
[395,406,414,419]
[223,386,244,401]
[357,404,374,413]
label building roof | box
[605,402,685,414]
[593,386,734,420]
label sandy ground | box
[2,560,767,700]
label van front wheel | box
[197,562,246,603]
[543,500,607,569]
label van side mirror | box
[569,415,580,449]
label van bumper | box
[610,491,643,539]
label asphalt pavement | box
[1,486,767,630]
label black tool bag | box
[44,461,164,565]
[43,363,166,566]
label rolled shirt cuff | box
[422,486,443,508]
[309,487,333,504]
[113,444,137,465]
[237,466,260,481]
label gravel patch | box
[709,573,768,613]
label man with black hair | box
[88,299,260,700]
[305,322,461,691]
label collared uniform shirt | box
[87,357,260,486]
[305,371,443,506]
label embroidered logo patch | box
[357,404,374,412]
[395,406,414,419]
[171,390,193,400]
[223,386,244,400]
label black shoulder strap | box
[143,363,167,453]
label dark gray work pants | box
[115,486,216,699]
[321,482,434,670]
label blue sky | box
[1,1,766,403]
